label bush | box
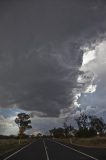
[76,128,97,137]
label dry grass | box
[0,139,27,155]
[72,137,106,147]
[56,137,106,148]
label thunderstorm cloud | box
[0,0,106,134]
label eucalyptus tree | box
[15,113,32,144]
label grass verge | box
[56,137,106,148]
[0,139,28,155]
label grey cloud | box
[0,43,82,116]
[0,0,106,118]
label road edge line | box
[43,140,49,160]
[3,141,37,160]
[53,140,99,160]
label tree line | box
[1,112,105,140]
[49,113,106,138]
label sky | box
[0,0,106,135]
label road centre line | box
[43,140,50,160]
[3,140,37,160]
[52,140,99,160]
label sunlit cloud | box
[84,84,97,93]
[75,38,106,121]
[81,47,96,66]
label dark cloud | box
[0,42,82,116]
[0,0,106,118]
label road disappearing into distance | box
[1,139,106,160]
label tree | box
[89,116,105,135]
[49,127,64,138]
[36,133,42,138]
[75,113,106,137]
[63,123,69,138]
[63,123,74,138]
[15,113,32,144]
[75,113,89,130]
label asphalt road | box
[1,139,106,160]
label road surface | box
[1,139,106,160]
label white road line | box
[53,140,99,160]
[43,140,50,160]
[3,141,37,160]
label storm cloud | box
[0,0,106,121]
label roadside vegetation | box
[0,135,31,155]
[0,134,36,156]
[49,113,106,147]
[54,137,106,148]
[70,136,106,147]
